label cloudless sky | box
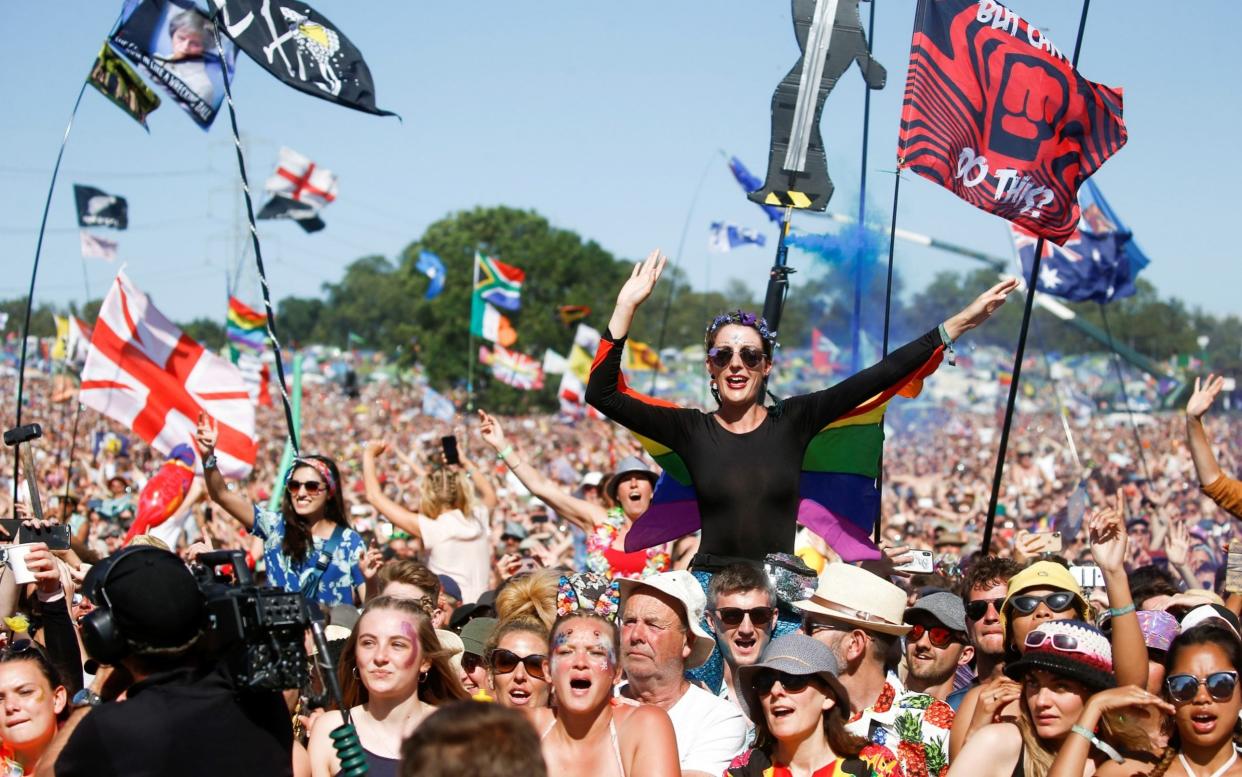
[3,1,1239,335]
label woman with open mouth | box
[1048,623,1242,777]
[485,620,552,715]
[949,620,1122,777]
[308,596,469,777]
[727,633,897,777]
[530,574,680,777]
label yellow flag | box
[624,339,665,372]
[51,316,69,360]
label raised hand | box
[615,249,667,313]
[944,277,1020,340]
[1187,374,1226,420]
[1085,685,1174,718]
[360,541,384,582]
[364,440,390,460]
[476,410,506,451]
[192,412,218,458]
[1166,519,1191,567]
[1087,488,1127,574]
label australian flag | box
[1011,180,1149,304]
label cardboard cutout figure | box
[750,0,885,212]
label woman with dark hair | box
[0,641,69,775]
[727,633,897,777]
[195,413,365,606]
[1049,623,1242,777]
[307,596,469,777]
[529,574,679,777]
[949,620,1122,777]
[585,250,1018,567]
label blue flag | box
[416,250,446,300]
[708,222,766,252]
[1011,181,1147,304]
[422,386,456,422]
[727,156,782,224]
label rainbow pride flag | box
[594,340,943,562]
[227,297,266,355]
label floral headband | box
[705,310,774,351]
[557,573,620,622]
[286,457,338,497]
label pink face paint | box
[398,620,420,668]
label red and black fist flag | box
[896,0,1126,245]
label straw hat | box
[792,563,911,636]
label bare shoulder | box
[616,701,672,730]
[961,722,1022,755]
[1093,757,1157,777]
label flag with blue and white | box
[416,250,446,300]
[708,222,766,253]
[1010,180,1149,304]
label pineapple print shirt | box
[843,672,955,777]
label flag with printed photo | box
[87,42,161,129]
[80,231,118,261]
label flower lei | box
[586,508,670,580]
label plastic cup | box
[6,543,37,585]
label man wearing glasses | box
[902,591,973,705]
[795,563,954,777]
[706,563,778,713]
[947,557,1020,710]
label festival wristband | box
[202,454,218,471]
[937,324,957,366]
[1070,725,1124,764]
[497,445,514,461]
[1107,603,1136,618]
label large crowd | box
[0,279,1238,776]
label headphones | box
[79,545,165,666]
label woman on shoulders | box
[307,596,469,777]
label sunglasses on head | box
[715,607,776,627]
[1023,629,1094,656]
[909,624,958,648]
[288,479,325,495]
[755,670,818,696]
[965,597,1005,621]
[1008,591,1077,616]
[708,346,767,369]
[1166,671,1239,703]
[488,648,547,681]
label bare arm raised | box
[191,412,254,530]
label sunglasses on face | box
[1166,671,1239,704]
[288,479,326,495]
[909,624,957,648]
[715,607,776,627]
[708,346,767,369]
[755,670,817,696]
[1009,591,1077,616]
[488,648,547,681]
[1023,629,1092,656]
[461,652,484,674]
[965,597,1005,621]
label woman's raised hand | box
[364,440,390,460]
[192,412,218,458]
[477,410,506,450]
[615,249,667,312]
[1187,374,1226,420]
[1087,488,1127,574]
[944,277,1021,340]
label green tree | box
[179,318,226,351]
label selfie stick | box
[3,424,45,521]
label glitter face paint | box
[550,623,616,674]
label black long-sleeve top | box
[585,328,944,561]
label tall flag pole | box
[853,0,880,374]
[467,251,480,412]
[210,21,301,454]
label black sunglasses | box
[755,670,817,696]
[1008,591,1077,616]
[288,479,325,495]
[488,648,547,681]
[461,652,484,674]
[1166,671,1239,703]
[708,346,767,369]
[909,624,957,648]
[965,597,1005,621]
[715,607,776,627]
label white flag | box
[80,231,118,261]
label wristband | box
[1107,603,1136,618]
[1071,724,1124,764]
[497,445,514,462]
[203,453,218,471]
[937,324,957,366]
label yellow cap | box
[999,561,1088,642]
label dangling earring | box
[418,670,428,685]
[352,666,359,678]
[710,380,721,405]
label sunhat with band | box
[999,561,1089,639]
[793,563,911,637]
[737,634,851,723]
[1004,619,1115,693]
[618,570,714,668]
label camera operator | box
[40,546,294,777]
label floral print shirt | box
[726,743,899,777]
[252,506,364,606]
[844,673,955,777]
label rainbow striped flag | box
[593,339,943,562]
[227,297,266,356]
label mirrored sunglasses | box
[708,346,767,369]
[909,624,957,648]
[1166,671,1239,703]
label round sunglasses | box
[1008,591,1077,616]
[909,624,958,648]
[707,346,767,369]
[755,670,819,696]
[714,607,776,627]
[488,648,547,681]
[1166,671,1239,704]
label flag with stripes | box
[475,253,524,312]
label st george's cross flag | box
[80,271,256,477]
[896,0,1126,244]
[264,147,338,209]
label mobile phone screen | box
[441,436,460,466]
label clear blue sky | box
[3,1,1238,329]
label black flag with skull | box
[208,0,397,117]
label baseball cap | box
[85,547,205,650]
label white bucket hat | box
[619,571,714,668]
[793,563,912,636]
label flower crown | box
[557,573,621,622]
[705,310,774,351]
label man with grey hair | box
[706,562,778,712]
[619,570,747,777]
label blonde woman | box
[362,440,497,602]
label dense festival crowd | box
[0,304,1238,775]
